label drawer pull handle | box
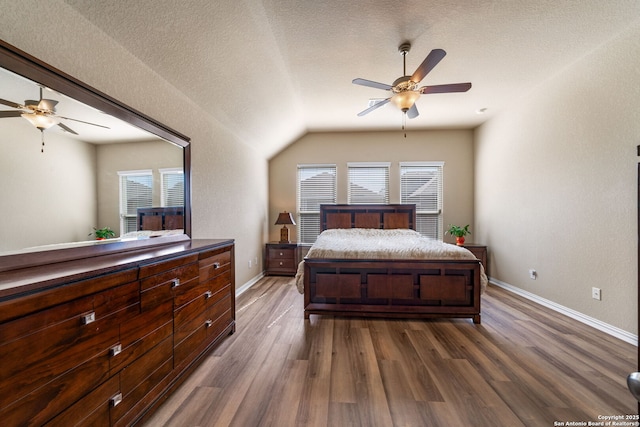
[279,261,283,266]
[110,344,122,357]
[171,278,180,288]
[205,319,213,328]
[213,262,221,269]
[81,312,96,325]
[279,252,283,256]
[205,290,213,299]
[111,393,123,407]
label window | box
[400,162,444,239]
[160,168,184,207]
[119,170,153,234]
[297,165,337,243]
[347,162,390,204]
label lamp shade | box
[21,113,59,130]
[390,91,420,112]
[275,211,296,225]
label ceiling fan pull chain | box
[40,130,45,153]
[402,113,407,138]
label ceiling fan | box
[0,87,109,151]
[353,42,472,119]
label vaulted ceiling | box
[62,0,640,158]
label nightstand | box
[265,242,299,276]
[462,243,488,276]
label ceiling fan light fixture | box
[21,112,59,130]
[391,90,420,112]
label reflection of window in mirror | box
[160,168,185,207]
[119,170,153,234]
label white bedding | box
[295,228,488,294]
[121,229,184,239]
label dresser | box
[0,239,234,427]
[265,242,299,276]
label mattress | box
[295,228,488,294]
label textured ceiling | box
[60,0,640,158]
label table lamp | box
[275,211,296,243]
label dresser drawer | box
[111,336,173,424]
[174,270,230,309]
[174,286,232,366]
[0,281,139,412]
[3,352,111,427]
[199,249,231,282]
[139,253,199,280]
[44,375,119,427]
[110,300,173,375]
[140,261,199,311]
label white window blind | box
[160,168,184,207]
[118,170,153,234]
[400,162,444,239]
[347,162,390,204]
[297,165,337,243]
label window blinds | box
[119,170,153,234]
[160,168,184,207]
[347,163,390,204]
[400,162,444,239]
[297,165,337,243]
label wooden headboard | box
[137,207,185,231]
[320,204,416,231]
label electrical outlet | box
[529,269,537,280]
[592,287,601,300]
[254,257,258,267]
[248,260,252,269]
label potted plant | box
[90,226,116,240]
[446,224,471,246]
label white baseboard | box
[236,272,265,297]
[490,278,638,346]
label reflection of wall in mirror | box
[0,119,97,252]
[97,140,183,236]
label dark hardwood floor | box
[144,277,638,426]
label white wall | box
[0,120,96,252]
[475,21,640,335]
[269,130,475,244]
[0,1,269,287]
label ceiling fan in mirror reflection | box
[0,86,109,152]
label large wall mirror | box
[0,40,191,272]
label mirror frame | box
[0,39,192,272]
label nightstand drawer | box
[270,258,296,269]
[268,248,295,260]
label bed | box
[296,204,486,323]
[137,206,184,231]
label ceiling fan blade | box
[357,98,390,117]
[0,98,24,109]
[57,116,110,129]
[38,99,58,111]
[0,110,23,118]
[406,103,419,119]
[57,122,79,135]
[352,78,393,91]
[420,82,472,94]
[410,49,446,83]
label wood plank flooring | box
[144,277,638,427]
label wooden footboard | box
[303,258,482,323]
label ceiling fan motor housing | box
[391,76,418,93]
